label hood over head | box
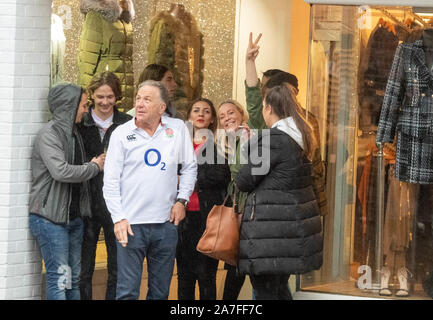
[80,0,135,23]
[48,83,83,136]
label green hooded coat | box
[78,0,134,111]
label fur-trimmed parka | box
[78,0,134,111]
[147,5,203,115]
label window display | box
[148,4,203,115]
[51,0,235,115]
[301,4,433,299]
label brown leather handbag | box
[196,191,240,266]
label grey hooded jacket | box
[28,83,100,224]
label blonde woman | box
[217,99,250,300]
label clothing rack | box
[374,6,430,29]
[375,7,410,32]
[375,142,385,286]
[409,10,428,27]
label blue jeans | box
[116,221,178,300]
[29,214,83,300]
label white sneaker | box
[396,268,410,297]
[379,267,392,296]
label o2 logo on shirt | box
[144,148,166,171]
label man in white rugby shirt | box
[103,80,197,300]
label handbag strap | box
[222,182,238,207]
[233,183,237,209]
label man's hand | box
[170,202,186,226]
[114,219,134,247]
[91,153,105,171]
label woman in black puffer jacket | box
[234,84,323,300]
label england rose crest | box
[165,128,174,138]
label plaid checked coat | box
[377,40,433,184]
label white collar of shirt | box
[92,110,113,141]
[271,116,304,149]
[92,111,113,129]
[129,115,169,139]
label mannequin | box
[147,4,203,116]
[377,27,433,297]
[379,165,418,297]
[78,0,135,111]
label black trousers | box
[249,274,292,300]
[222,265,246,300]
[176,211,219,300]
[80,214,117,300]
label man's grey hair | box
[137,80,170,106]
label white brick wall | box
[0,0,51,299]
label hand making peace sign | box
[246,32,262,62]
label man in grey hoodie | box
[28,83,105,300]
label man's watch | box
[176,198,188,207]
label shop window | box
[301,4,433,299]
[50,0,236,114]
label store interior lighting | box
[413,7,433,18]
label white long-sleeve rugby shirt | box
[103,115,197,225]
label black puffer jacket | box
[77,107,131,218]
[176,138,231,274]
[195,138,231,217]
[235,128,323,275]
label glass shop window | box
[50,0,236,114]
[300,4,433,299]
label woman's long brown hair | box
[187,98,218,134]
[264,84,317,161]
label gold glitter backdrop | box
[51,0,236,108]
